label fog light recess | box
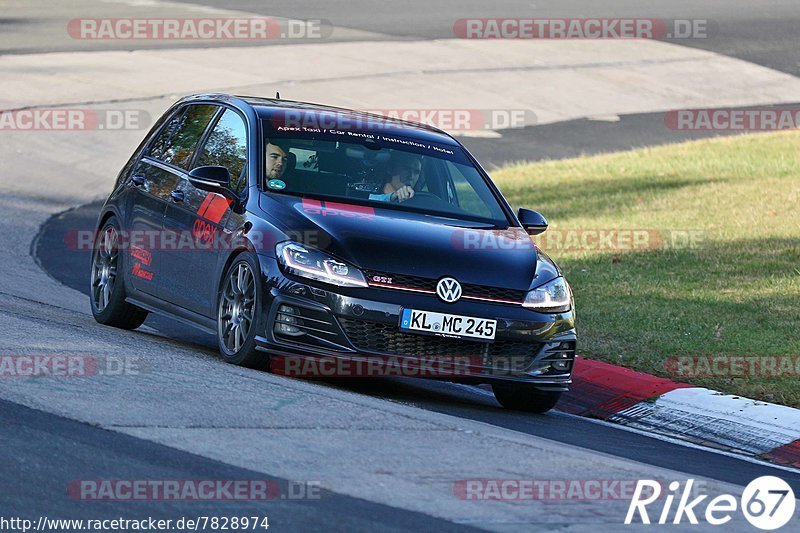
[275,305,304,337]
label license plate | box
[399,309,496,341]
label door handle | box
[130,175,146,187]
[170,190,185,203]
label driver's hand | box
[391,186,415,203]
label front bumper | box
[254,257,576,391]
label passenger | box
[265,141,291,180]
[369,155,422,203]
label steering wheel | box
[400,191,441,208]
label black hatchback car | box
[91,94,576,413]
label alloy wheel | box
[91,226,119,313]
[218,261,256,354]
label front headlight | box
[522,277,572,313]
[276,242,368,288]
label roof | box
[178,93,461,147]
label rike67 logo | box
[626,477,796,530]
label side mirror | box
[188,166,241,208]
[188,165,231,191]
[518,208,548,235]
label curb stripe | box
[558,357,690,418]
[552,358,800,469]
[761,439,800,468]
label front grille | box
[461,283,528,302]
[338,318,539,371]
[362,270,527,303]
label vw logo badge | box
[436,277,462,303]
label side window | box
[197,109,248,194]
[444,161,492,218]
[148,104,218,169]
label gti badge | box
[436,277,462,303]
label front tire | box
[492,383,562,413]
[217,253,265,368]
[90,218,148,330]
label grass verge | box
[493,131,800,407]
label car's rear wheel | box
[492,383,562,413]
[90,218,148,329]
[217,253,265,368]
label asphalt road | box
[0,399,482,533]
[464,107,783,170]
[172,0,800,76]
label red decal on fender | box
[204,195,231,223]
[198,193,232,224]
[130,246,152,267]
[198,193,215,218]
[132,262,153,281]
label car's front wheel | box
[90,218,148,329]
[492,383,562,413]
[217,253,265,369]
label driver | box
[369,155,422,203]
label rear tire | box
[90,217,148,330]
[492,383,562,413]
[216,253,265,369]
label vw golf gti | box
[90,94,576,413]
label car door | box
[128,103,219,299]
[124,107,188,297]
[161,107,249,317]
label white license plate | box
[399,309,496,341]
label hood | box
[258,194,546,290]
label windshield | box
[261,125,510,226]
